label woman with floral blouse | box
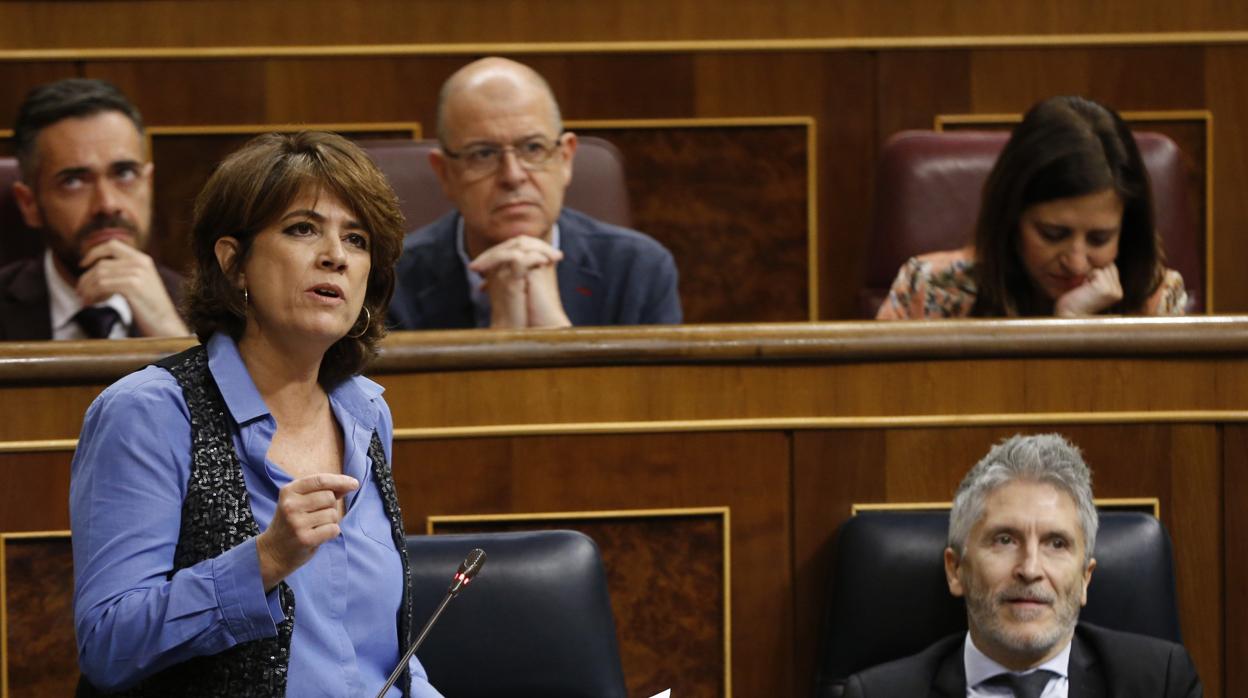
[876,96,1187,320]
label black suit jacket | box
[0,256,184,340]
[387,208,682,329]
[843,622,1201,698]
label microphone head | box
[460,548,486,579]
[448,548,486,596]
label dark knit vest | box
[78,345,413,697]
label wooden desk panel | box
[398,433,790,698]
[0,320,1242,696]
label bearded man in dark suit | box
[844,434,1201,698]
[0,79,184,341]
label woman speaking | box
[70,132,441,697]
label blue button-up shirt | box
[70,333,441,696]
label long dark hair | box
[971,96,1163,316]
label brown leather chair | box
[0,156,45,268]
[359,136,632,233]
[859,130,1203,316]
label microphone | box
[448,548,486,596]
[375,548,486,698]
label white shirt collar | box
[455,217,561,328]
[45,249,133,340]
[964,631,1071,696]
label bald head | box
[436,57,563,145]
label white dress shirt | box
[964,631,1071,698]
[45,250,132,340]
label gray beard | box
[964,581,1081,661]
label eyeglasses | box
[441,135,565,178]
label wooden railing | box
[1,319,1244,697]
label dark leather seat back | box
[815,510,1181,698]
[361,136,632,233]
[860,130,1203,316]
[405,529,627,698]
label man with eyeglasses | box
[0,78,185,340]
[389,57,682,329]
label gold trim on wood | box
[145,122,421,154]
[0,530,71,540]
[851,501,953,514]
[852,497,1161,518]
[933,109,1216,311]
[426,506,731,531]
[934,110,1215,129]
[3,410,1246,453]
[8,32,1248,62]
[426,507,732,698]
[566,116,814,129]
[1204,111,1215,311]
[148,122,421,138]
[0,439,78,454]
[1,530,72,698]
[807,118,820,319]
[2,534,7,698]
[569,116,819,320]
[388,410,1248,440]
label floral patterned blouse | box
[875,247,1189,319]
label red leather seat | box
[359,136,632,233]
[0,157,45,268]
[860,130,1203,316]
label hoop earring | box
[242,287,249,306]
[347,306,371,339]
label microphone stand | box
[375,549,485,698]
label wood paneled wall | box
[4,39,1248,316]
[0,320,1244,697]
[3,1,1248,47]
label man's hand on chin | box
[76,240,188,337]
[470,236,569,329]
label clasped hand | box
[468,236,572,328]
[1054,263,1124,317]
[78,240,189,336]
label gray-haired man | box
[845,433,1201,698]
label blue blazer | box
[388,208,682,329]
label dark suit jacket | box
[387,208,682,329]
[0,256,184,340]
[842,622,1201,698]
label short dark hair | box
[13,78,145,183]
[184,131,405,388]
[971,96,1163,316]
